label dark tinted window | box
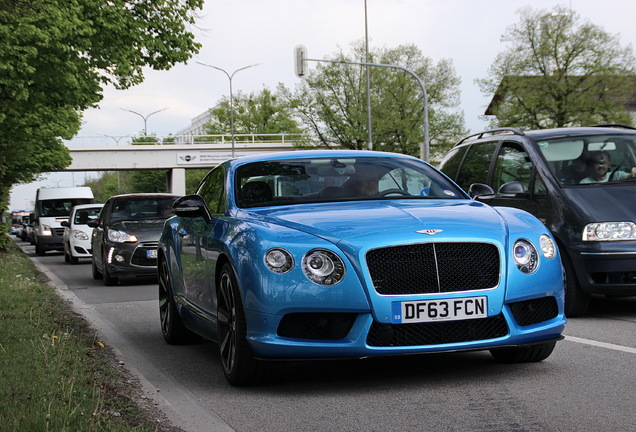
[197,167,226,215]
[438,146,468,180]
[455,142,497,190]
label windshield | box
[235,156,465,208]
[538,134,636,185]
[73,207,102,225]
[38,199,94,217]
[110,197,175,221]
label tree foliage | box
[281,41,466,160]
[478,5,636,129]
[0,0,203,248]
[205,87,304,137]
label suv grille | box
[367,243,500,295]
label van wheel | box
[35,242,45,256]
[562,250,590,317]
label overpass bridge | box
[64,134,302,195]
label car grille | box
[509,297,559,326]
[367,314,508,347]
[53,228,65,237]
[131,241,158,267]
[277,313,357,340]
[366,242,500,295]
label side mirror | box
[61,220,70,228]
[173,195,212,223]
[468,183,495,201]
[497,181,528,198]
[87,219,100,228]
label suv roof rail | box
[590,124,636,130]
[456,127,524,145]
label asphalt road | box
[15,238,636,432]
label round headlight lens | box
[302,249,345,285]
[539,234,556,259]
[264,248,293,274]
[513,240,538,274]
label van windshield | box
[538,134,636,185]
[38,199,94,217]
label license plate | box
[146,249,157,259]
[391,296,487,324]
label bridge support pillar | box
[169,168,186,196]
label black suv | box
[439,125,636,316]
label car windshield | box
[538,134,636,185]
[110,197,175,221]
[73,207,102,225]
[235,156,465,208]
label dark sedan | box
[90,193,179,285]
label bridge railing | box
[65,133,307,147]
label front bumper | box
[244,295,566,360]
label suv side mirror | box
[173,195,212,223]
[497,181,528,198]
[468,183,495,201]
[61,220,70,228]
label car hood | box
[248,200,508,247]
[563,184,636,222]
[110,219,165,242]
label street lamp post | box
[120,107,167,136]
[197,61,262,157]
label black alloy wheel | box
[158,258,195,344]
[217,262,263,386]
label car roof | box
[226,149,422,168]
[109,193,180,200]
[71,203,104,210]
[455,125,636,147]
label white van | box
[33,187,95,256]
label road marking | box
[565,335,636,355]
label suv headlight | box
[107,230,138,243]
[583,222,636,241]
[73,230,89,241]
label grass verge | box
[0,240,183,432]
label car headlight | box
[72,230,89,241]
[41,224,52,236]
[539,234,556,259]
[302,249,345,285]
[264,248,294,274]
[583,222,636,241]
[107,230,138,243]
[513,239,538,274]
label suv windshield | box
[235,156,465,208]
[538,134,636,185]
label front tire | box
[92,257,103,280]
[561,249,590,317]
[159,258,197,344]
[490,341,556,363]
[217,262,263,386]
[102,260,118,286]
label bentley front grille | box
[366,243,500,295]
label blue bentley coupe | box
[158,150,566,385]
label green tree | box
[0,0,203,249]
[282,41,466,160]
[205,87,305,139]
[478,5,636,129]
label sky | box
[9,0,636,209]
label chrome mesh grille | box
[366,243,500,295]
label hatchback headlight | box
[302,249,345,285]
[583,222,636,241]
[107,230,138,243]
[513,239,538,274]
